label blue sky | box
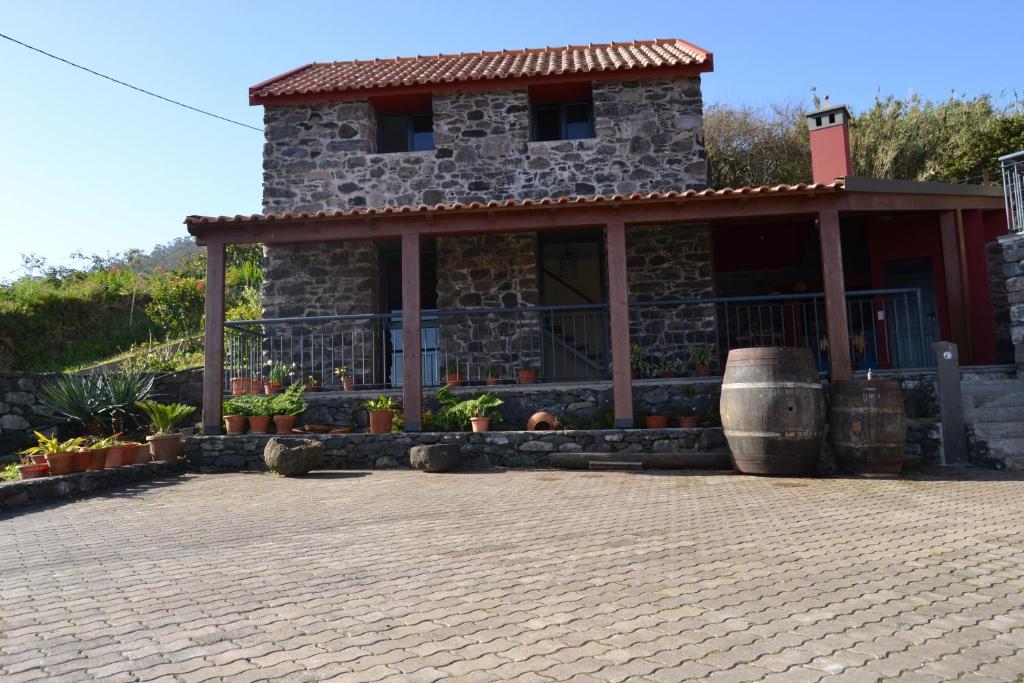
[1,0,1021,280]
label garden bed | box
[0,459,187,512]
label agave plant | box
[102,371,156,431]
[39,371,155,434]
[135,401,196,436]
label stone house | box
[188,39,1008,432]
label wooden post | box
[401,232,422,432]
[939,210,971,361]
[818,209,853,380]
[932,341,967,466]
[605,219,633,428]
[202,241,226,435]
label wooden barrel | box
[720,347,825,475]
[830,380,906,477]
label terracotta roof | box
[185,182,843,225]
[250,39,712,103]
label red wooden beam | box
[939,210,971,360]
[818,209,852,380]
[605,219,634,428]
[202,243,226,434]
[401,232,422,431]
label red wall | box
[963,210,1010,364]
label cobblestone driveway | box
[3,468,1024,682]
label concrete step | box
[984,439,1024,461]
[960,379,1024,395]
[962,406,1024,424]
[588,461,644,471]
[550,451,732,471]
[964,393,1024,410]
[972,422,1024,440]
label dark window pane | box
[565,103,593,139]
[410,114,434,151]
[379,115,409,153]
[534,106,561,141]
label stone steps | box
[972,421,1024,440]
[961,376,1024,465]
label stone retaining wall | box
[0,459,188,513]
[996,233,1024,367]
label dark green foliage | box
[38,371,155,433]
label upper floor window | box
[378,112,434,153]
[529,82,595,142]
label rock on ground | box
[264,438,324,477]
[410,444,461,473]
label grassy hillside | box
[0,241,260,372]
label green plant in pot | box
[334,366,355,391]
[363,395,399,434]
[484,366,501,386]
[517,364,538,385]
[269,384,307,433]
[465,393,504,433]
[688,345,716,377]
[244,395,274,434]
[136,401,196,460]
[264,361,294,394]
[223,396,250,435]
[20,432,86,477]
[443,361,463,388]
[629,343,644,379]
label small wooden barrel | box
[720,347,825,475]
[830,379,906,477]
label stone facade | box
[627,224,716,372]
[987,239,1015,364]
[995,233,1024,366]
[435,233,541,381]
[261,78,706,214]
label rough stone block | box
[263,438,324,477]
[409,444,460,473]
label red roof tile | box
[250,39,712,103]
[185,182,843,225]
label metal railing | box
[1001,151,1024,234]
[223,288,934,392]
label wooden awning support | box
[818,209,853,381]
[605,219,634,428]
[401,233,422,431]
[202,243,226,434]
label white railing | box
[1001,151,1024,234]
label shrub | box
[146,276,205,339]
[38,371,154,434]
[135,401,196,436]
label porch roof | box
[184,177,1004,246]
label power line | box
[0,31,263,132]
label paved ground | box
[3,468,1024,682]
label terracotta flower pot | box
[517,369,537,385]
[676,416,700,429]
[485,377,500,386]
[248,415,271,434]
[87,448,108,471]
[444,373,463,388]
[644,415,669,429]
[224,414,246,435]
[526,411,559,431]
[45,452,74,476]
[695,365,712,377]
[368,410,393,434]
[264,382,281,395]
[250,380,265,395]
[342,379,356,391]
[230,378,247,396]
[105,445,126,468]
[304,385,320,393]
[18,464,49,479]
[30,454,47,465]
[147,435,182,461]
[71,450,90,473]
[273,415,296,433]
[470,417,490,433]
[631,369,640,380]
[132,443,152,465]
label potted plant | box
[230,377,248,396]
[16,461,49,479]
[264,361,293,394]
[86,435,117,471]
[363,395,399,434]
[443,361,463,388]
[103,437,129,468]
[270,384,307,433]
[517,364,538,385]
[303,375,321,393]
[630,343,644,379]
[657,358,685,379]
[334,366,356,391]
[689,345,716,377]
[129,441,151,465]
[466,393,503,433]
[676,407,700,429]
[223,397,248,435]
[644,413,669,429]
[136,401,196,461]
[246,395,273,434]
[484,367,501,386]
[22,433,86,476]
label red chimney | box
[806,103,852,184]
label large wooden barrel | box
[830,380,906,477]
[720,347,825,475]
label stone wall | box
[435,233,541,381]
[0,370,202,455]
[995,233,1024,366]
[626,224,716,372]
[261,77,706,215]
[987,239,1015,364]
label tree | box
[704,102,811,188]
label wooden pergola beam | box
[605,219,633,428]
[818,209,852,380]
[202,243,226,434]
[401,233,422,431]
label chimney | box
[806,101,852,184]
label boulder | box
[263,438,323,477]
[409,444,460,473]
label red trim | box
[248,63,315,98]
[249,64,712,106]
